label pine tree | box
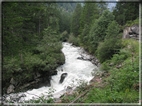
[105,21,120,39]
[2,2,65,93]
[88,10,114,53]
[71,3,82,36]
[97,20,121,63]
[79,2,99,34]
[113,2,139,25]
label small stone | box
[54,98,62,103]
[109,63,113,66]
[116,64,122,69]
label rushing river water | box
[4,42,98,103]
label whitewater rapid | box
[4,42,98,103]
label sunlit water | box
[4,42,98,102]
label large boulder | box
[59,73,68,84]
[131,25,139,35]
[123,25,140,40]
[123,27,131,38]
[7,84,15,94]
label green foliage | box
[105,21,120,39]
[2,2,64,57]
[3,27,65,93]
[79,3,100,34]
[78,24,90,48]
[101,39,139,102]
[68,33,79,46]
[57,3,76,13]
[124,18,139,27]
[3,53,40,89]
[79,39,139,103]
[71,3,82,36]
[97,20,122,63]
[58,10,72,33]
[97,38,121,63]
[85,10,114,54]
[60,30,69,42]
[2,3,49,56]
[113,3,139,26]
[70,2,108,49]
[61,93,77,103]
[97,2,108,16]
[121,39,139,54]
[31,27,65,72]
[2,3,65,93]
[84,87,138,103]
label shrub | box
[124,18,139,28]
[60,30,69,42]
[97,20,122,63]
[97,38,122,63]
[68,33,79,46]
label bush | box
[68,33,79,46]
[60,30,69,42]
[97,20,122,63]
[87,10,115,53]
[124,18,139,27]
[84,45,139,103]
[85,87,138,103]
[97,38,122,63]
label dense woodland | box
[3,2,68,93]
[2,1,140,103]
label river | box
[3,42,98,103]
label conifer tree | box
[113,2,139,25]
[97,20,121,63]
[71,3,82,36]
[88,10,114,53]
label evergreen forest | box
[2,0,141,104]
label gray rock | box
[116,64,122,69]
[109,63,114,66]
[59,73,68,84]
[10,78,17,86]
[123,27,131,38]
[66,86,73,92]
[131,25,139,35]
[7,84,15,94]
[10,94,19,102]
[77,57,83,60]
[54,98,62,103]
[123,25,140,40]
[8,93,26,102]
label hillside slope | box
[61,39,139,103]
